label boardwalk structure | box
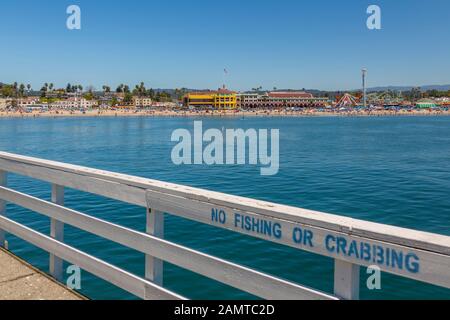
[0,248,82,300]
[0,151,449,300]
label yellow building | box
[213,90,237,109]
[183,88,237,109]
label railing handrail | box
[0,151,448,255]
[0,151,449,300]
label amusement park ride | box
[335,69,409,108]
[336,91,406,109]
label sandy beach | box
[1,109,450,118]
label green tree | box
[84,92,95,100]
[40,83,49,98]
[147,88,155,99]
[1,85,15,97]
[116,84,124,93]
[110,97,119,106]
[123,92,133,104]
[102,85,111,94]
[19,84,26,97]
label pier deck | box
[0,248,83,300]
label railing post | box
[145,208,164,286]
[334,259,360,300]
[50,184,64,282]
[0,170,7,248]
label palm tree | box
[19,84,25,97]
[116,84,124,93]
[40,84,48,98]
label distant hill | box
[2,81,450,95]
[365,85,450,92]
[245,85,450,95]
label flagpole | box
[223,68,227,89]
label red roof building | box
[267,91,314,99]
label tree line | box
[1,82,190,103]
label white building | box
[133,97,153,108]
[237,93,259,108]
[49,98,96,109]
[18,97,41,108]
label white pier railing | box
[0,151,449,300]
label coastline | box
[1,109,450,118]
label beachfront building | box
[183,88,237,109]
[133,97,153,108]
[435,97,450,106]
[237,93,259,108]
[238,91,329,109]
[23,105,49,113]
[49,98,97,110]
[416,98,437,109]
[183,92,215,109]
[152,102,178,109]
[17,97,41,108]
[213,89,237,109]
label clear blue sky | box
[0,0,449,91]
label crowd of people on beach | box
[1,106,449,118]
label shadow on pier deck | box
[0,248,84,300]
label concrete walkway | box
[0,248,84,300]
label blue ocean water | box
[0,116,449,300]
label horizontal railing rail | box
[0,186,334,300]
[0,151,449,300]
[0,215,184,300]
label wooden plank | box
[145,190,450,289]
[145,208,164,286]
[0,215,185,300]
[0,170,6,248]
[0,151,449,257]
[50,184,64,282]
[334,260,360,300]
[0,186,336,300]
